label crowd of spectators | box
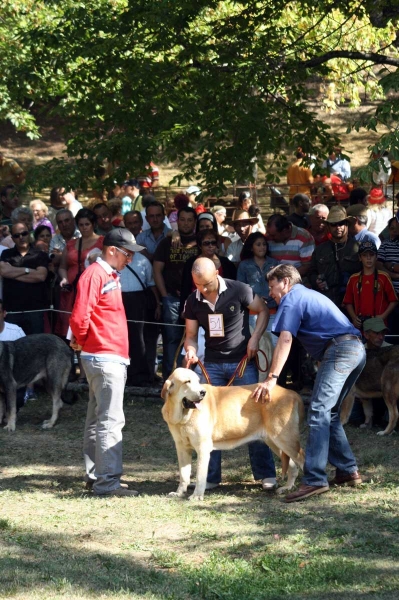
[1,154,399,418]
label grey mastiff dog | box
[0,333,72,431]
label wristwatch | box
[25,268,30,274]
[269,373,279,379]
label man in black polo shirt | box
[0,222,49,334]
[184,257,276,491]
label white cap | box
[186,185,201,196]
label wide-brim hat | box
[232,209,258,225]
[103,228,144,252]
[326,205,348,224]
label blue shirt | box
[273,284,360,360]
[119,252,154,292]
[136,225,171,255]
[237,257,278,308]
[354,228,381,249]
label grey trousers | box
[82,357,127,494]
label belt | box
[325,334,361,352]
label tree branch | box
[303,50,399,68]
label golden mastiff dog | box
[161,368,305,500]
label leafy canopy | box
[2,0,399,191]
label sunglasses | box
[202,240,217,246]
[115,246,131,258]
[11,231,29,239]
[329,220,347,227]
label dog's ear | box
[161,379,173,401]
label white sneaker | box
[187,481,220,490]
[262,477,277,491]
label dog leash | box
[195,350,269,387]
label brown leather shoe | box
[329,471,362,487]
[285,484,329,503]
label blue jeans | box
[201,361,276,483]
[162,295,184,380]
[303,337,366,487]
[82,358,127,494]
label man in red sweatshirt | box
[70,228,144,497]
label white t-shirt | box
[0,322,26,341]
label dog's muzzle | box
[182,389,206,410]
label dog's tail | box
[281,452,290,478]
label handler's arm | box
[246,294,269,359]
[184,318,199,366]
[252,331,293,403]
[153,260,168,298]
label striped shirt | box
[378,239,399,292]
[267,224,315,268]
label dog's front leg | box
[190,443,212,501]
[4,387,17,432]
[42,396,63,429]
[169,443,192,498]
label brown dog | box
[341,345,399,436]
[161,368,305,500]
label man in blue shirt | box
[252,264,366,502]
[136,201,171,262]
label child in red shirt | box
[343,240,398,329]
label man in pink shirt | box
[70,228,144,497]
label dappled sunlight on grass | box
[2,392,399,598]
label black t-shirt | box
[287,213,309,229]
[183,278,254,362]
[153,235,198,297]
[0,246,50,311]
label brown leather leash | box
[195,350,269,386]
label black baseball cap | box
[358,240,377,255]
[103,228,144,252]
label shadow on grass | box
[1,513,399,600]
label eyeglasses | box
[329,221,347,227]
[202,240,217,246]
[115,246,131,258]
[11,231,29,239]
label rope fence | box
[5,307,399,336]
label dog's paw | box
[276,485,292,495]
[41,420,54,430]
[188,493,204,501]
[168,491,186,498]
[3,421,16,432]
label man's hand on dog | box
[252,377,277,403]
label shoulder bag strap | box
[77,237,83,276]
[125,264,146,290]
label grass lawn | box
[1,390,399,599]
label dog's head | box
[161,368,206,425]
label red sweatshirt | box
[70,260,129,359]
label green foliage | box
[1,0,399,191]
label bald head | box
[192,257,219,299]
[192,257,217,278]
